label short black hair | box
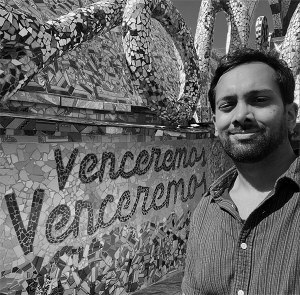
[208,48,295,114]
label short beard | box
[219,117,288,164]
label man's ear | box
[212,114,219,137]
[286,102,298,132]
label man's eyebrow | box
[217,89,274,103]
[216,94,237,103]
[245,89,274,96]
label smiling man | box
[182,48,300,295]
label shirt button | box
[241,243,247,250]
[238,290,244,295]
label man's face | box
[213,62,296,163]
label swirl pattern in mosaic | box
[268,0,299,38]
[279,2,300,121]
[0,0,200,123]
[122,0,201,123]
[194,0,258,85]
[0,0,299,122]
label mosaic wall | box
[0,0,201,124]
[268,0,300,38]
[0,136,232,295]
[0,2,299,295]
[279,1,300,123]
[255,16,269,50]
[0,101,213,144]
[195,0,256,80]
[0,0,299,124]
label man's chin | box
[226,152,266,163]
[222,143,270,163]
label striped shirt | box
[182,156,300,295]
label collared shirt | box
[182,156,300,295]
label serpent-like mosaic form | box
[194,0,259,107]
[0,0,201,124]
[255,16,269,50]
[194,0,300,111]
[0,0,127,100]
[122,0,201,123]
[279,2,300,118]
[0,0,299,123]
[268,0,297,38]
[280,3,300,78]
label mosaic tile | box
[0,139,232,295]
[268,0,299,37]
[255,16,269,50]
[0,0,298,124]
[196,0,252,120]
[0,1,299,295]
[0,0,201,124]
[279,1,300,121]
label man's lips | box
[229,130,261,135]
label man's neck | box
[232,144,297,193]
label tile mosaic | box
[0,139,232,295]
[195,0,256,87]
[0,0,203,124]
[269,0,295,37]
[0,1,299,294]
[279,1,300,121]
[255,16,269,50]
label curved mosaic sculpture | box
[194,0,259,107]
[280,3,300,77]
[268,31,274,48]
[122,0,201,123]
[0,0,127,100]
[268,0,299,38]
[0,0,201,124]
[255,16,269,50]
[279,2,300,120]
[0,0,299,123]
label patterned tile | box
[255,16,269,50]
[0,139,233,295]
[0,1,299,295]
[0,0,299,123]
[0,0,201,124]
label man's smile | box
[229,129,261,134]
[227,129,262,141]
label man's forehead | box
[219,62,275,79]
[215,62,277,95]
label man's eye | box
[252,97,268,103]
[219,103,235,110]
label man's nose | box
[232,102,254,124]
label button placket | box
[234,226,252,295]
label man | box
[182,48,299,295]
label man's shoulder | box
[208,165,237,193]
[283,155,300,188]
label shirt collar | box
[206,156,300,200]
[277,155,300,190]
[207,166,237,199]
